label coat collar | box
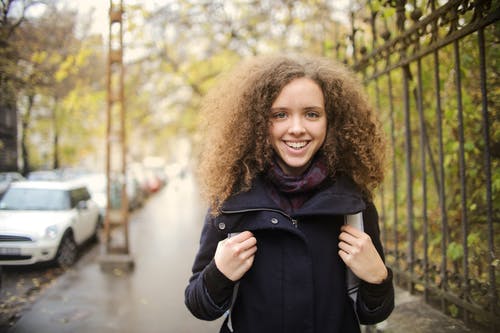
[220,174,366,217]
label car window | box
[70,189,82,207]
[80,187,91,201]
[69,187,90,207]
[0,188,70,210]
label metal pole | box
[99,0,134,273]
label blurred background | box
[0,0,498,332]
[0,0,364,176]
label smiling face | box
[268,77,327,176]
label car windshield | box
[0,173,14,182]
[0,188,69,210]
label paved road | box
[8,171,223,333]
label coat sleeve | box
[184,213,235,320]
[356,202,395,325]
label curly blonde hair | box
[196,54,386,214]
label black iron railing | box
[337,0,499,330]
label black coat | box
[185,175,394,333]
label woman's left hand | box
[338,224,388,284]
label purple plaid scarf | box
[266,154,329,213]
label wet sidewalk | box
[6,175,475,333]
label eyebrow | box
[270,106,325,111]
[304,106,325,111]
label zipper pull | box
[291,218,298,228]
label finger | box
[239,236,257,250]
[244,255,255,269]
[338,249,356,269]
[338,241,354,254]
[228,236,256,254]
[239,245,257,260]
[229,230,254,242]
[338,231,358,246]
[338,249,350,263]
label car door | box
[70,187,95,243]
[79,187,98,239]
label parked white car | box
[0,181,100,267]
[0,172,26,198]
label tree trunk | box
[52,98,59,169]
[21,94,33,175]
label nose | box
[288,115,306,135]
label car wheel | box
[55,234,78,268]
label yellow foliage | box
[31,51,48,64]
[54,55,75,83]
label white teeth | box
[286,141,307,149]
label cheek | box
[268,123,282,142]
[314,122,328,141]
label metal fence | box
[338,0,499,330]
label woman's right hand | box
[214,231,257,281]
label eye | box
[271,111,287,119]
[306,111,320,118]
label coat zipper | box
[220,207,299,228]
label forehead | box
[272,77,324,107]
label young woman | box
[185,54,394,333]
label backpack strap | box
[344,213,363,305]
[225,232,241,332]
